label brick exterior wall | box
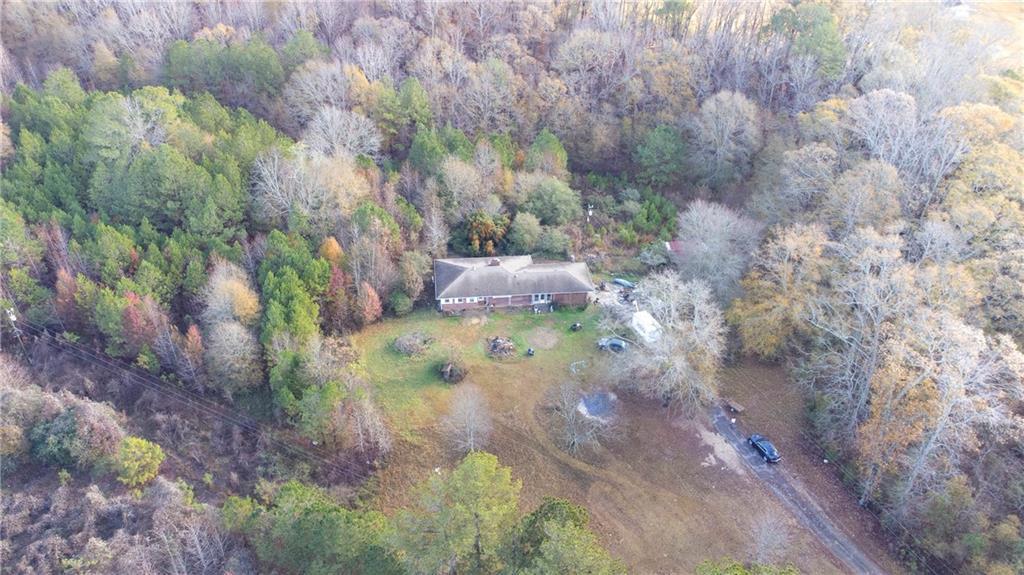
[438,300,486,312]
[552,292,589,307]
[438,291,589,313]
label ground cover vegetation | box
[2,1,1023,573]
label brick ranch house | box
[433,256,595,313]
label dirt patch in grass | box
[461,312,489,327]
[358,311,889,573]
[694,423,748,476]
[525,326,561,350]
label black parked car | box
[748,434,781,463]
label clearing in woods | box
[353,308,898,573]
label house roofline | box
[437,289,592,301]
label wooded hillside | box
[2,2,1022,573]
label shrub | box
[0,424,26,458]
[222,495,260,533]
[116,437,165,489]
[537,228,571,257]
[29,409,78,468]
[507,212,542,253]
[394,331,434,356]
[389,291,414,316]
[523,178,581,226]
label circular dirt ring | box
[526,327,560,350]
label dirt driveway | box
[711,407,888,574]
[365,312,897,573]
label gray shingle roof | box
[434,256,595,299]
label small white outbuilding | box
[630,310,663,344]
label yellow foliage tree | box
[318,236,344,267]
[116,437,165,490]
[202,257,261,328]
[728,224,830,359]
[855,342,939,504]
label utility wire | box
[717,368,955,574]
[10,318,375,485]
[7,316,964,572]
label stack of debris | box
[440,359,467,383]
[393,331,434,356]
[487,336,516,358]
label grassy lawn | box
[352,306,601,440]
[354,305,852,574]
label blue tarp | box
[579,392,616,418]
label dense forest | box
[1,1,1022,574]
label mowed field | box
[352,307,894,573]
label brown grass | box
[354,310,894,573]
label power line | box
[718,390,948,574]
[781,418,960,575]
[719,371,958,574]
[5,316,967,573]
[9,318,376,485]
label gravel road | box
[711,407,889,575]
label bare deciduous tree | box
[156,509,228,575]
[345,16,417,84]
[803,228,922,445]
[912,218,970,264]
[457,57,520,135]
[687,90,763,189]
[856,309,1024,514]
[844,89,966,213]
[817,160,902,238]
[204,321,262,399]
[349,395,393,459]
[438,156,501,223]
[550,382,615,456]
[618,273,726,410]
[752,143,838,224]
[282,59,349,129]
[251,147,370,234]
[553,28,640,102]
[441,384,493,454]
[201,258,261,329]
[302,107,381,159]
[345,220,398,298]
[144,299,205,388]
[674,200,761,303]
[421,184,450,257]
